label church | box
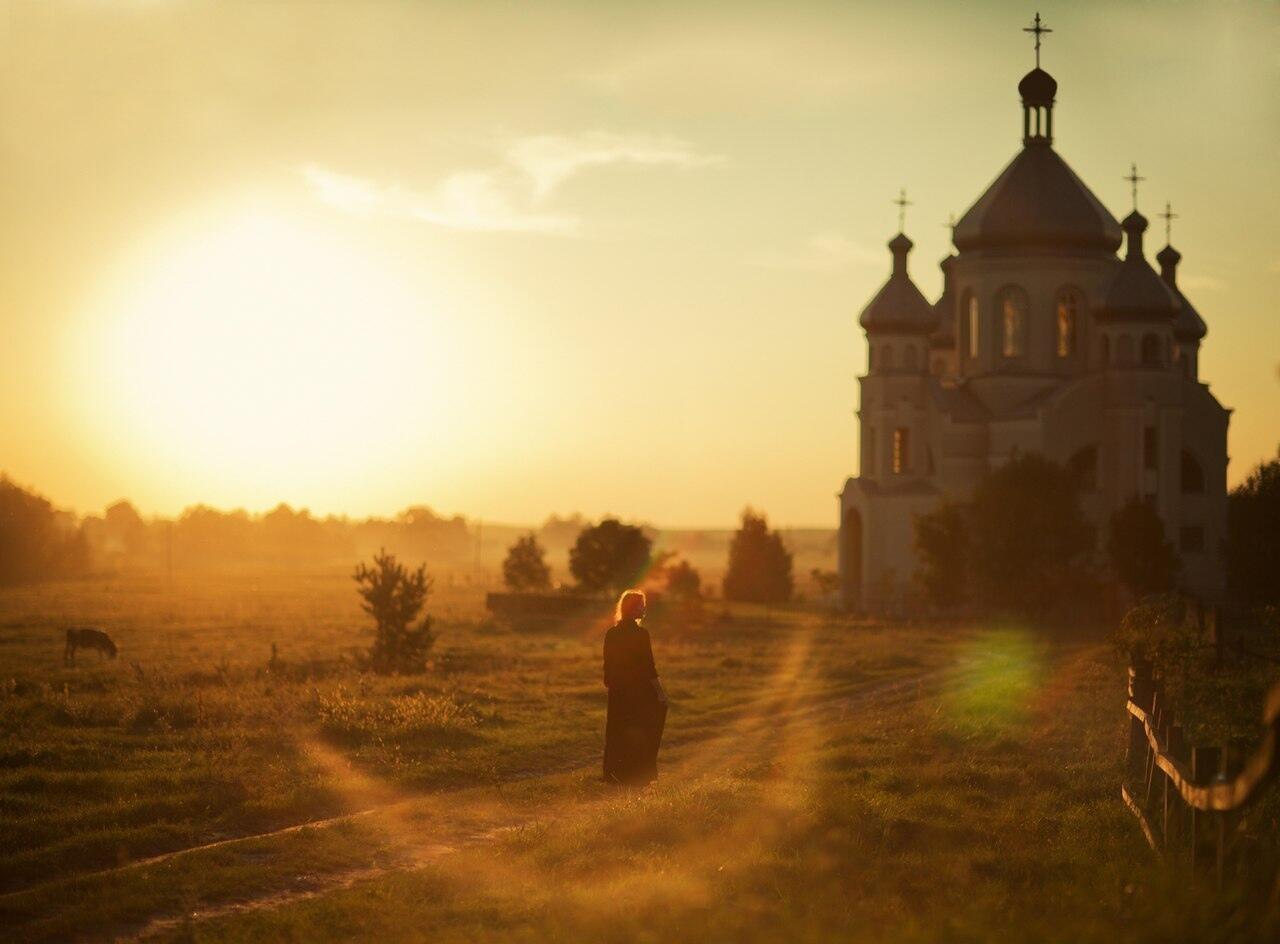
[837,19,1230,612]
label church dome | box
[929,254,957,348]
[1157,244,1208,340]
[859,233,937,335]
[1018,67,1057,106]
[1100,212,1181,321]
[953,146,1123,254]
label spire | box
[1019,13,1057,145]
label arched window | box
[964,292,979,360]
[865,425,876,476]
[1141,333,1161,367]
[931,358,945,376]
[997,286,1029,358]
[1100,335,1111,367]
[1056,289,1081,357]
[904,345,918,371]
[1068,445,1098,492]
[882,345,895,371]
[1116,334,1135,366]
[1181,450,1205,493]
[867,346,874,372]
[892,428,910,474]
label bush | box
[353,550,436,674]
[503,533,552,591]
[1107,496,1180,598]
[723,508,793,604]
[665,559,702,600]
[569,518,652,593]
[0,476,89,584]
[1227,448,1280,605]
[913,500,969,608]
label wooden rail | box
[1123,656,1280,886]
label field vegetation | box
[0,572,1273,941]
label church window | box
[865,426,876,476]
[1179,526,1204,553]
[1181,450,1205,493]
[998,287,1028,358]
[1056,289,1080,357]
[1068,445,1098,492]
[892,428,909,474]
[904,345,918,371]
[965,293,979,359]
[931,358,945,376]
[1143,426,1158,470]
[1100,335,1111,367]
[1116,334,1135,366]
[882,345,895,371]
[1140,333,1161,367]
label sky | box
[0,0,1276,528]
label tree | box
[723,508,793,604]
[1227,449,1280,605]
[569,518,652,593]
[104,500,149,558]
[665,559,702,600]
[0,476,88,585]
[1107,497,1180,598]
[503,533,551,591]
[967,453,1094,616]
[913,500,970,608]
[353,549,436,674]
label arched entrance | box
[841,508,863,610]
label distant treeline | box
[0,475,837,587]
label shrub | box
[913,500,970,608]
[569,519,652,593]
[503,533,552,591]
[1226,448,1280,605]
[665,559,702,600]
[353,550,436,674]
[1106,496,1180,597]
[723,508,793,604]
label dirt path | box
[111,646,1049,942]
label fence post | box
[1128,659,1153,781]
[1190,745,1221,871]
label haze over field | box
[1,0,1276,527]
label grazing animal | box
[64,627,117,665]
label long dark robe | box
[602,619,666,785]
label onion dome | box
[1099,212,1181,322]
[859,233,938,334]
[1157,244,1208,340]
[953,147,1121,254]
[929,254,957,349]
[1018,67,1057,107]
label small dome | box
[1156,244,1182,269]
[1018,67,1057,106]
[930,255,957,349]
[1156,243,1207,341]
[859,234,938,335]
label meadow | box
[0,571,1262,942]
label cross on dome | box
[1023,12,1052,68]
[893,188,912,233]
[1158,201,1179,244]
[1123,163,1146,211]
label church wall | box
[951,253,1115,382]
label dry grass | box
[0,573,1267,942]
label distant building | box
[838,32,1229,612]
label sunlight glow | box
[74,207,455,507]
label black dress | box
[602,619,666,785]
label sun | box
[73,206,453,510]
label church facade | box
[837,51,1230,612]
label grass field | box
[0,572,1267,942]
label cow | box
[64,627,117,665]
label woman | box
[602,589,667,785]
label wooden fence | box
[1123,618,1280,886]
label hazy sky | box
[1,1,1277,528]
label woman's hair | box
[615,589,646,623]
